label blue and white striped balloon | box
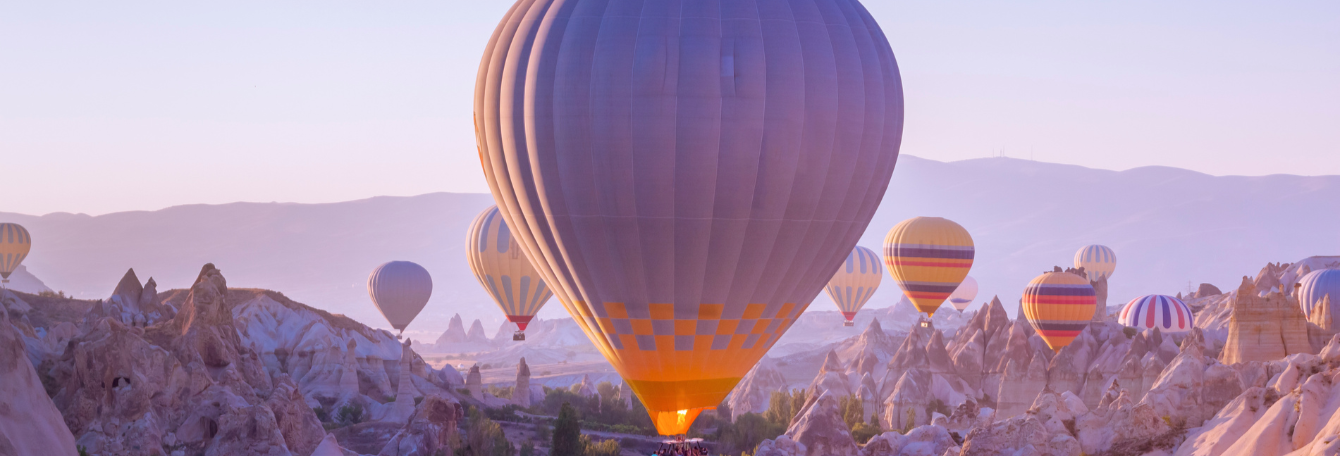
[1119,295,1192,333]
[1299,269,1340,322]
[1074,245,1117,281]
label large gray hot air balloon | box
[367,261,433,337]
[474,0,902,435]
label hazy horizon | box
[3,1,1337,216]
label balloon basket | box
[843,320,854,327]
[513,331,525,341]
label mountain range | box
[1,155,1335,338]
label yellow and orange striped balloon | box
[466,206,553,333]
[883,217,974,316]
[0,223,32,282]
[1021,271,1096,351]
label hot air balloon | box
[1119,294,1192,333]
[1074,245,1116,282]
[825,246,883,326]
[467,206,554,341]
[474,0,903,436]
[0,223,32,286]
[883,217,974,317]
[1021,271,1096,351]
[948,276,979,312]
[368,261,432,338]
[1299,269,1340,327]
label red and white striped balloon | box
[1119,295,1193,333]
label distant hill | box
[1,156,1336,337]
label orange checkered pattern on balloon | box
[560,300,804,416]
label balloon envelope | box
[1021,271,1096,351]
[467,206,554,331]
[1119,295,1192,333]
[475,0,903,435]
[883,217,974,316]
[1074,245,1116,282]
[1299,269,1340,325]
[0,223,31,281]
[948,276,979,311]
[367,261,433,333]
[825,246,883,322]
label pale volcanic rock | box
[575,373,599,397]
[1220,276,1314,364]
[808,350,852,398]
[376,393,463,456]
[925,331,956,375]
[466,319,488,343]
[958,415,1081,456]
[754,435,807,456]
[1174,387,1270,456]
[512,357,532,407]
[466,365,482,399]
[436,314,468,345]
[949,326,985,390]
[996,350,1049,419]
[884,369,931,431]
[266,374,327,456]
[1075,387,1172,455]
[727,357,788,419]
[0,312,79,456]
[858,426,955,456]
[310,434,347,456]
[1028,389,1089,436]
[382,340,419,424]
[785,391,860,456]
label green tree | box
[457,407,516,456]
[713,412,787,455]
[552,403,582,456]
[837,394,864,430]
[579,434,621,456]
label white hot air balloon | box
[368,261,433,338]
[948,276,979,312]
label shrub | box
[851,422,881,444]
[579,434,621,456]
[336,404,364,426]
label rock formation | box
[376,393,463,456]
[784,391,859,456]
[512,357,532,407]
[0,308,79,456]
[859,426,955,456]
[727,357,789,420]
[466,364,482,399]
[466,319,488,343]
[14,263,460,455]
[436,314,468,345]
[1220,276,1315,364]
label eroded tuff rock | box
[0,310,78,456]
[28,263,461,455]
[512,357,532,407]
[1220,276,1316,364]
[785,391,860,456]
[376,393,463,456]
[859,426,955,456]
[959,415,1080,456]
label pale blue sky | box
[2,1,1337,216]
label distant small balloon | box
[948,276,979,312]
[825,246,883,326]
[1074,245,1117,282]
[367,261,433,336]
[1299,269,1340,326]
[1119,295,1192,333]
[467,206,553,338]
[0,223,32,284]
[1021,271,1096,351]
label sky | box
[2,1,1337,216]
